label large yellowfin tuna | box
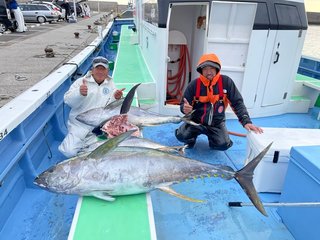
[75,83,198,129]
[34,131,271,216]
[84,135,186,156]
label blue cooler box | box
[278,145,320,240]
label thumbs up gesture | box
[80,79,88,96]
[183,98,193,114]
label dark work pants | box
[175,122,233,151]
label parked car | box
[0,0,17,33]
[29,1,66,20]
[69,2,83,17]
[19,3,60,23]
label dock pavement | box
[0,12,110,107]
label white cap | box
[92,56,109,69]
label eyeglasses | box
[92,57,109,64]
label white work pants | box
[12,7,27,32]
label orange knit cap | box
[196,53,221,74]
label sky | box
[305,0,320,12]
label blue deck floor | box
[142,108,320,240]
[0,140,78,240]
[2,109,319,240]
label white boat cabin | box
[133,0,308,117]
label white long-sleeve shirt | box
[64,74,117,140]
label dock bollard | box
[74,32,80,38]
[44,47,54,58]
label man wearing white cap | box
[58,56,125,157]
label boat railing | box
[0,22,114,233]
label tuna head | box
[76,98,125,127]
[34,159,82,194]
[76,106,119,127]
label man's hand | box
[244,123,263,134]
[80,79,88,96]
[114,88,125,100]
[183,98,193,114]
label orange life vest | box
[192,75,229,109]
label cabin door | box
[206,1,257,97]
[166,3,209,106]
[261,31,301,106]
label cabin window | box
[143,0,158,26]
[275,4,302,29]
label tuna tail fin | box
[234,142,272,217]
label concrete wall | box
[307,12,320,25]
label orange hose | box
[166,45,190,105]
[228,131,247,137]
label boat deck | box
[144,109,320,240]
[68,24,320,239]
[68,110,320,240]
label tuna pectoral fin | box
[235,142,273,217]
[157,186,204,203]
[105,98,124,109]
[158,145,186,156]
[88,130,136,159]
[90,192,115,201]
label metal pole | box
[229,201,320,208]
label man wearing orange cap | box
[175,53,263,150]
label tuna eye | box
[47,166,56,173]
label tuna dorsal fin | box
[157,186,204,203]
[88,130,136,159]
[120,83,141,114]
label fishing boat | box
[1,0,320,239]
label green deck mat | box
[113,25,154,92]
[72,195,151,240]
[291,96,310,101]
[70,24,156,240]
[316,95,320,107]
[296,74,320,107]
[296,73,318,82]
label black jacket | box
[180,75,252,127]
